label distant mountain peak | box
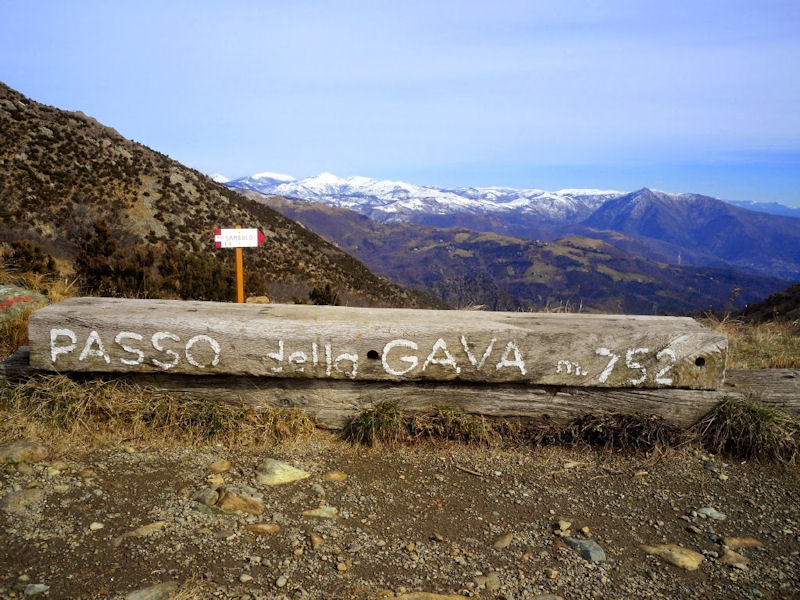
[210,173,230,183]
[251,171,295,182]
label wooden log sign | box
[28,298,727,390]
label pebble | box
[254,458,310,486]
[206,474,225,487]
[311,533,324,549]
[302,506,339,519]
[323,470,348,482]
[208,459,232,473]
[124,582,179,600]
[248,522,281,535]
[192,487,220,507]
[641,543,705,570]
[23,584,50,596]
[89,522,105,531]
[493,533,513,549]
[723,536,763,548]
[276,575,288,588]
[485,572,501,591]
[0,440,49,465]
[16,462,34,475]
[697,507,727,521]
[0,489,45,515]
[217,490,264,515]
[565,537,606,563]
[239,573,253,583]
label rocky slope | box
[0,82,431,308]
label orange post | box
[235,225,244,303]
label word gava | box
[49,329,221,370]
[264,337,527,380]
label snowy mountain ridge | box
[225,171,626,223]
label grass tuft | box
[693,394,799,463]
[410,407,504,446]
[343,401,407,447]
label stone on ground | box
[0,440,49,465]
[254,458,310,486]
[123,582,179,600]
[641,544,705,570]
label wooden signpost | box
[213,226,266,302]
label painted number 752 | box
[595,347,677,386]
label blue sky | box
[2,0,799,204]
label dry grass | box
[0,268,77,303]
[527,412,687,452]
[0,267,77,360]
[0,308,33,360]
[693,394,799,463]
[344,404,685,454]
[0,374,314,452]
[702,316,800,369]
[345,401,799,464]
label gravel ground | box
[1,437,798,600]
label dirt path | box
[1,438,798,599]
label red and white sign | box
[214,228,266,248]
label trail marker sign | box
[214,228,266,248]
[213,226,266,303]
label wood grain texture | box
[5,348,797,429]
[28,298,727,389]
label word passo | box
[49,328,221,370]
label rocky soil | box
[0,438,798,599]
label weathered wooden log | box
[28,298,726,389]
[4,348,797,430]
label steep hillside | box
[0,82,432,308]
[582,189,800,280]
[736,282,800,323]
[255,195,791,314]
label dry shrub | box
[0,374,314,449]
[693,394,799,463]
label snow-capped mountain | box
[226,172,625,223]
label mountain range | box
[253,194,791,314]
[227,172,800,282]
